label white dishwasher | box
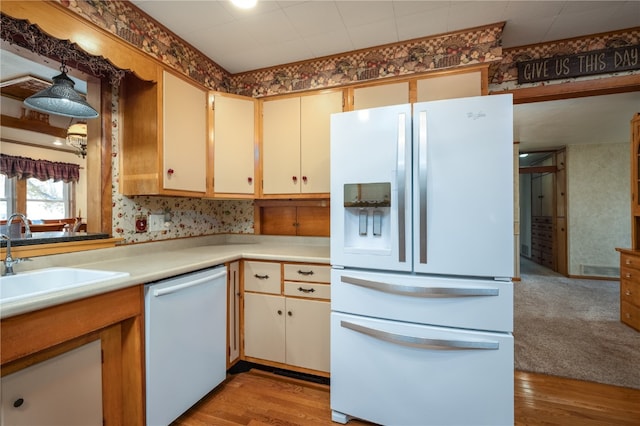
[144,265,227,426]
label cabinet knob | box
[288,311,293,316]
[247,177,253,184]
[292,176,298,183]
[302,176,308,183]
[167,168,174,175]
[277,310,283,315]
[626,290,632,296]
[13,398,24,408]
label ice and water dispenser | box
[343,182,392,253]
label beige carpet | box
[515,258,640,389]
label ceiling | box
[1,1,638,153]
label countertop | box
[0,234,330,319]
[0,231,111,247]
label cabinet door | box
[213,93,256,195]
[1,340,102,425]
[228,261,241,366]
[163,71,207,193]
[416,71,482,102]
[300,91,343,193]
[285,298,330,372]
[262,97,301,194]
[353,82,408,110]
[244,293,286,363]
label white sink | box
[0,267,130,304]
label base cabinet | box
[242,260,331,375]
[1,340,102,425]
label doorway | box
[519,149,567,276]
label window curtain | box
[0,154,80,183]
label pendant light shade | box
[24,66,98,119]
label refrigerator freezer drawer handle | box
[340,320,499,350]
[341,275,499,297]
[153,270,226,297]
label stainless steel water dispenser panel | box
[344,183,391,208]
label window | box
[0,174,75,220]
[0,174,15,220]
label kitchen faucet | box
[1,213,32,276]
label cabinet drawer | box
[621,253,640,274]
[621,300,640,331]
[621,279,640,307]
[284,264,330,283]
[284,281,331,300]
[244,261,281,294]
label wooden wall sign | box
[517,44,639,84]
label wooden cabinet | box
[631,113,640,247]
[1,340,102,424]
[227,261,241,367]
[242,260,330,375]
[531,216,554,269]
[210,93,257,197]
[618,114,640,331]
[257,201,330,236]
[261,91,343,197]
[618,250,640,331]
[0,286,144,425]
[121,69,208,196]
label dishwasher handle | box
[153,269,226,297]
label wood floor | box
[173,369,640,426]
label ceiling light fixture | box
[24,61,99,119]
[230,0,257,9]
[66,121,88,158]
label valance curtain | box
[0,154,80,183]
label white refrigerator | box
[330,94,514,426]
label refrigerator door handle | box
[341,320,499,350]
[418,111,428,264]
[341,275,499,297]
[397,113,407,263]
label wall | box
[567,142,629,276]
[0,140,87,220]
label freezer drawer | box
[330,312,514,426]
[332,268,513,332]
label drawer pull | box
[297,269,315,276]
[254,274,269,280]
[625,290,632,296]
[626,259,632,265]
[298,286,316,293]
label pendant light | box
[24,61,98,119]
[66,120,88,158]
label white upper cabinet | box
[211,93,257,196]
[353,82,409,110]
[262,90,342,196]
[416,71,483,102]
[162,70,207,193]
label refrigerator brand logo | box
[467,111,487,120]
